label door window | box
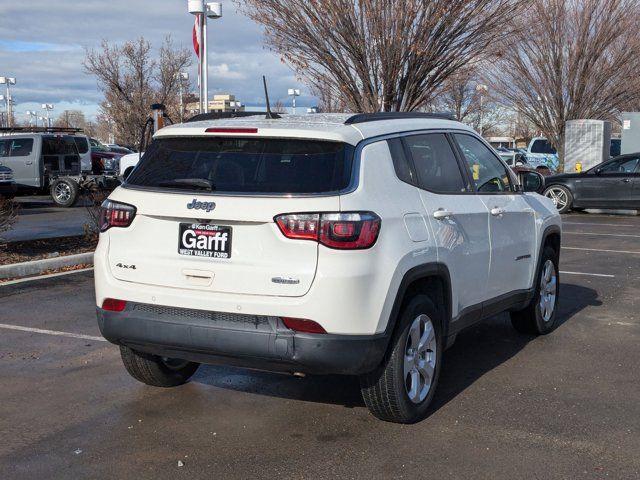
[599,158,639,174]
[403,134,467,193]
[0,140,7,157]
[7,138,34,157]
[454,134,514,193]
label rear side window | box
[530,139,557,154]
[387,138,415,185]
[74,137,90,154]
[403,134,467,193]
[126,137,355,195]
[42,136,79,155]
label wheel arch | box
[384,263,452,344]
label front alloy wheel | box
[544,185,572,214]
[538,259,557,323]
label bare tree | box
[238,0,527,113]
[492,0,640,171]
[84,37,191,146]
[54,110,87,130]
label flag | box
[192,14,201,59]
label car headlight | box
[103,157,120,171]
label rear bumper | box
[97,303,388,375]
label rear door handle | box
[622,178,630,183]
[25,161,33,165]
[433,209,453,220]
[491,207,506,217]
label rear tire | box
[119,346,200,387]
[360,295,442,424]
[544,185,573,214]
[50,178,79,208]
[511,246,560,335]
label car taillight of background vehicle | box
[99,200,136,232]
[275,212,381,250]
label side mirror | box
[521,171,545,194]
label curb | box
[0,252,94,280]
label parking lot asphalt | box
[5,196,90,242]
[1,212,639,479]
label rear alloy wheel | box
[360,295,442,424]
[544,185,573,214]
[50,178,79,208]
[119,346,200,387]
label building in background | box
[186,94,245,115]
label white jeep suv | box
[95,112,561,424]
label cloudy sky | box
[0,1,313,123]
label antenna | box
[263,76,280,119]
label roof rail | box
[344,112,456,125]
[0,126,83,134]
[186,111,274,123]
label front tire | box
[360,295,442,424]
[511,246,560,335]
[50,178,79,208]
[120,346,200,387]
[544,185,573,214]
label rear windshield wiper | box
[157,178,215,191]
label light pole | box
[188,1,222,114]
[476,84,488,136]
[0,77,16,127]
[175,71,189,122]
[38,116,47,128]
[288,89,301,114]
[42,103,54,128]
[26,110,37,127]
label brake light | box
[205,127,258,134]
[99,200,136,232]
[102,298,127,312]
[274,212,380,250]
[282,317,327,334]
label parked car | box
[95,112,561,424]
[543,153,640,213]
[0,132,119,207]
[90,138,122,176]
[0,165,16,199]
[527,137,560,172]
[119,152,142,179]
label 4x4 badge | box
[187,199,216,212]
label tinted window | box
[454,134,513,193]
[42,136,79,155]
[387,138,415,185]
[127,137,354,195]
[74,137,90,154]
[403,134,466,193]
[3,138,34,157]
[600,157,639,174]
[610,139,621,157]
[0,140,7,157]
[530,139,557,155]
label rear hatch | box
[107,135,354,297]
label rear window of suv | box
[126,137,355,195]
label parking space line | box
[563,232,640,238]
[563,222,636,227]
[560,271,615,278]
[562,246,640,255]
[0,323,106,342]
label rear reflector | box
[205,127,258,134]
[102,298,127,312]
[282,317,327,334]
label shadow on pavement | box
[192,283,601,413]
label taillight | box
[99,200,136,232]
[282,317,327,334]
[274,212,380,250]
[205,127,258,134]
[102,298,127,312]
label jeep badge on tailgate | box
[187,199,216,212]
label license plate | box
[178,223,232,259]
